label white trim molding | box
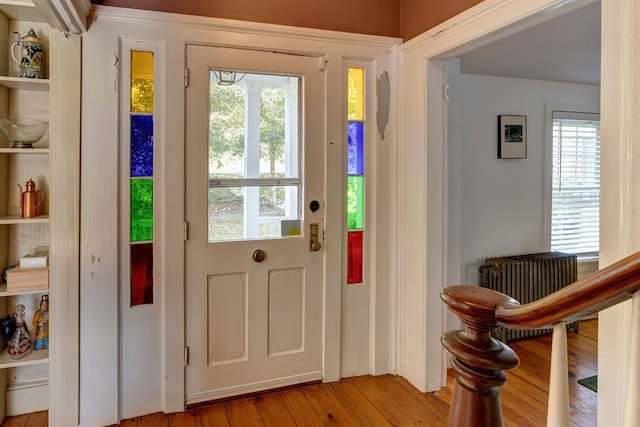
[32,0,91,34]
[82,6,400,423]
[396,0,594,393]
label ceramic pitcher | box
[11,29,45,79]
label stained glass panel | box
[131,243,153,305]
[130,179,154,242]
[347,121,364,176]
[347,231,363,284]
[348,67,364,121]
[131,115,153,177]
[131,51,154,113]
[347,175,364,230]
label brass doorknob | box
[252,249,266,263]
[310,241,322,252]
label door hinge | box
[184,346,189,367]
[184,221,190,241]
[184,67,190,88]
[443,83,450,103]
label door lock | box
[309,223,321,252]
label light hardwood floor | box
[1,319,597,427]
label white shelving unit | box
[0,0,83,424]
[0,1,52,420]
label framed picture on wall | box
[498,115,527,159]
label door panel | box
[185,45,324,403]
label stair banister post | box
[441,285,520,427]
[624,291,640,426]
[547,322,570,427]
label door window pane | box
[209,185,300,241]
[208,70,302,242]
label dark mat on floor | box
[578,375,597,392]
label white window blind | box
[551,111,600,256]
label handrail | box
[440,251,640,427]
[496,251,640,328]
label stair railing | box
[441,251,640,427]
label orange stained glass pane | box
[131,51,154,113]
[347,67,364,121]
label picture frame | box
[498,115,527,159]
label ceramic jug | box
[11,29,45,79]
[17,178,45,218]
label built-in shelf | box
[0,215,49,225]
[0,1,43,24]
[0,283,48,296]
[0,76,49,91]
[0,147,49,154]
[0,347,48,369]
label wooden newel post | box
[441,285,521,427]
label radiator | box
[479,251,578,343]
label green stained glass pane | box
[347,67,364,121]
[347,175,364,230]
[131,51,154,113]
[131,179,153,241]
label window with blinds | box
[551,111,600,257]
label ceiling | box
[457,1,601,86]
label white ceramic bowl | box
[0,118,49,148]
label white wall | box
[446,59,600,286]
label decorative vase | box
[11,29,45,79]
[33,295,48,350]
[8,304,31,359]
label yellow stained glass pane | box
[131,51,154,113]
[348,67,364,121]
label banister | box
[496,251,640,328]
[440,251,640,427]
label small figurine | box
[8,304,31,359]
[33,295,48,350]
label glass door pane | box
[208,71,301,242]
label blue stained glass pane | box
[347,121,364,175]
[131,115,154,177]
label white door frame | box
[82,7,399,424]
[397,0,602,393]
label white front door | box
[185,45,325,403]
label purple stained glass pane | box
[131,115,153,177]
[347,121,364,175]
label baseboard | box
[6,379,48,416]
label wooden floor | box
[1,320,597,427]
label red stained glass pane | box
[131,243,153,305]
[347,231,363,284]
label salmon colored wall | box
[399,0,483,40]
[90,0,400,37]
[90,1,485,41]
